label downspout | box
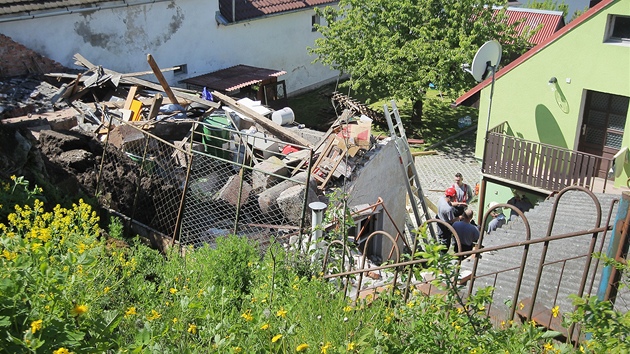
[232,0,235,23]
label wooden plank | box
[536,146,548,189]
[123,86,138,110]
[147,93,163,120]
[568,152,579,186]
[212,91,312,148]
[525,142,535,186]
[504,138,515,180]
[147,54,179,106]
[73,53,219,109]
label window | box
[311,14,320,32]
[605,15,630,44]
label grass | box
[288,82,479,147]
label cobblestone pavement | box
[414,130,482,217]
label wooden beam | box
[73,53,219,109]
[123,86,138,110]
[146,54,179,106]
[147,93,163,120]
[212,91,312,148]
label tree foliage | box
[524,0,569,18]
[310,0,533,102]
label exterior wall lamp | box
[548,77,558,92]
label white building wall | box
[0,0,338,95]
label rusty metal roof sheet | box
[503,7,565,45]
[180,64,286,92]
[218,0,337,22]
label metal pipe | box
[309,201,327,250]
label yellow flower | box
[347,342,356,351]
[296,343,309,352]
[172,317,178,324]
[146,309,161,321]
[551,306,559,318]
[241,309,253,322]
[276,307,287,318]
[543,342,553,352]
[53,348,70,354]
[260,323,270,330]
[104,287,110,294]
[343,305,352,312]
[124,307,136,318]
[71,304,88,317]
[30,319,42,334]
[188,323,197,334]
[272,334,283,343]
[233,347,242,353]
[169,288,178,294]
[518,302,525,310]
[321,341,331,353]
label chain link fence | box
[97,110,315,248]
[180,115,315,247]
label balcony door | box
[577,90,629,178]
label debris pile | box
[0,53,405,259]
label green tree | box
[524,0,569,18]
[310,0,533,118]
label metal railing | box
[483,124,613,193]
[321,186,629,344]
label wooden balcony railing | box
[483,128,613,193]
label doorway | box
[577,90,629,178]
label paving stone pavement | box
[414,131,482,217]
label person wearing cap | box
[452,173,474,218]
[486,201,506,234]
[436,187,460,251]
[452,209,479,254]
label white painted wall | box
[0,0,338,95]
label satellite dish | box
[470,40,502,82]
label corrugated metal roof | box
[503,7,565,45]
[455,0,615,107]
[218,0,337,23]
[180,64,286,92]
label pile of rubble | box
[0,53,405,257]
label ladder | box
[383,100,435,241]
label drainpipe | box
[309,201,327,251]
[232,0,235,23]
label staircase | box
[462,190,628,322]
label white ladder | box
[383,100,435,240]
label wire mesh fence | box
[96,114,190,239]
[179,114,315,248]
[97,109,315,248]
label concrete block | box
[257,171,318,214]
[216,174,251,206]
[277,184,319,225]
[251,156,288,191]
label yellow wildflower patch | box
[296,343,309,352]
[71,304,88,317]
[272,334,283,343]
[188,323,197,334]
[30,319,42,334]
[276,307,287,318]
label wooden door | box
[577,91,629,178]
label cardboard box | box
[336,120,371,150]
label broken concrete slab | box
[257,171,318,215]
[107,124,145,149]
[251,156,288,191]
[1,107,79,131]
[216,174,252,206]
[277,184,318,224]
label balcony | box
[482,122,626,194]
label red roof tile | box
[218,0,337,22]
[455,0,615,107]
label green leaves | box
[312,0,530,102]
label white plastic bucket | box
[271,107,295,126]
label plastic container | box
[271,107,295,126]
[202,113,232,159]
